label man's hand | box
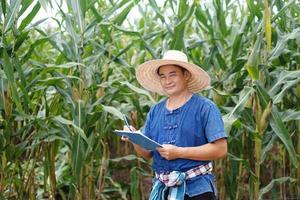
[157,144,182,160]
[121,125,153,159]
[121,125,136,142]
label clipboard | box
[114,130,162,151]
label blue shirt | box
[143,93,227,197]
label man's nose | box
[166,76,172,84]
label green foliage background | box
[0,0,299,199]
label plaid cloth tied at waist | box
[149,162,213,200]
[155,162,213,187]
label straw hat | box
[136,50,211,95]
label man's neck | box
[167,90,192,110]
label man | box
[123,50,227,200]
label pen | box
[122,114,132,131]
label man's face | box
[157,65,190,96]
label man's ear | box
[184,70,191,80]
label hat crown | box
[162,50,188,62]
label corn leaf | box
[130,167,141,200]
[269,27,300,60]
[114,1,134,26]
[170,3,195,50]
[71,134,85,182]
[122,81,155,103]
[1,0,6,16]
[68,0,85,33]
[264,0,272,51]
[245,35,261,80]
[259,177,296,199]
[255,82,298,168]
[269,70,300,104]
[1,50,24,114]
[280,110,300,122]
[53,116,89,144]
[3,0,21,33]
[37,0,50,11]
[18,0,31,17]
[102,105,123,120]
[18,1,41,31]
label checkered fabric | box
[156,162,213,184]
[149,162,213,200]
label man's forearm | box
[133,143,153,159]
[177,138,227,161]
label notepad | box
[114,130,162,151]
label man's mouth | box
[164,85,175,90]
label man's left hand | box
[157,144,182,160]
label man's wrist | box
[176,146,185,159]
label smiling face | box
[157,65,191,97]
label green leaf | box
[245,35,261,80]
[273,78,300,104]
[170,4,195,50]
[18,1,41,31]
[263,0,271,51]
[19,0,33,17]
[194,6,212,33]
[1,0,6,16]
[222,113,238,135]
[122,81,155,103]
[71,134,85,182]
[256,83,298,168]
[90,5,103,22]
[112,24,140,37]
[269,28,300,60]
[130,167,141,200]
[3,0,21,33]
[14,31,29,52]
[68,0,85,33]
[102,105,123,120]
[148,0,172,34]
[269,70,300,104]
[14,58,30,113]
[65,14,80,44]
[108,0,131,17]
[280,110,300,122]
[37,0,49,11]
[231,17,248,65]
[178,0,188,19]
[259,177,296,199]
[228,87,254,119]
[246,0,263,19]
[213,0,227,36]
[53,116,89,144]
[273,0,296,21]
[270,107,298,168]
[114,1,134,26]
[110,154,146,163]
[261,134,277,163]
[1,49,24,114]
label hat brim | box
[136,59,211,95]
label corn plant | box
[0,0,299,199]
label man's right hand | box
[121,125,136,142]
[120,125,152,159]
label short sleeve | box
[202,103,227,142]
[142,106,154,138]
